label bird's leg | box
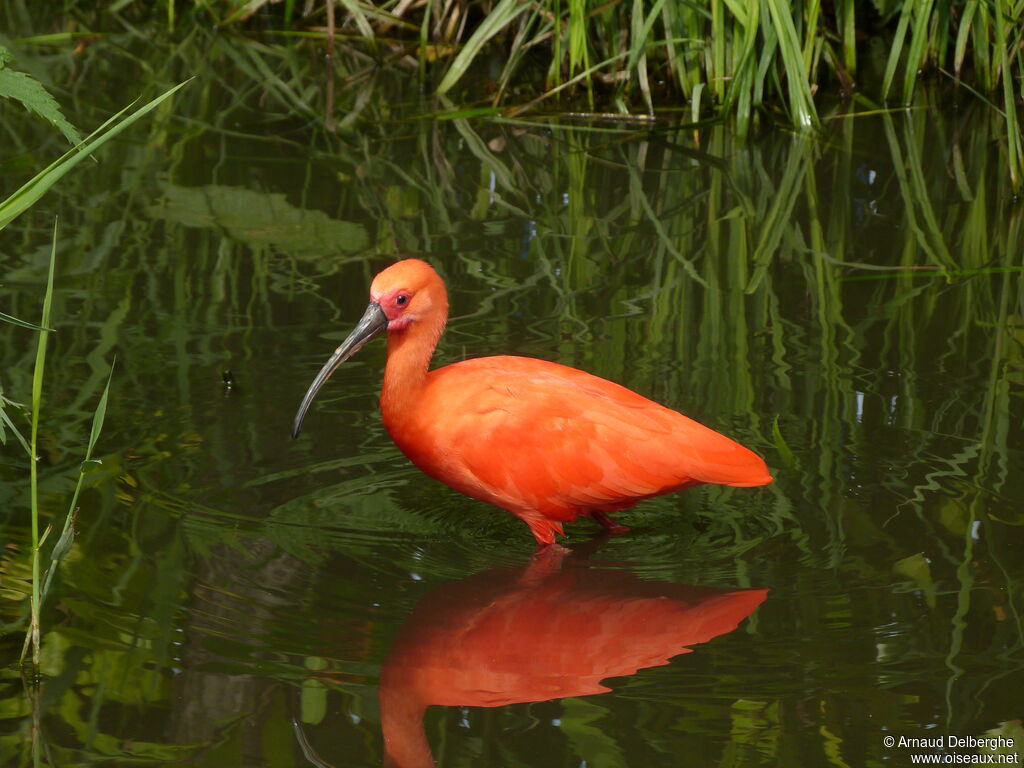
[515,509,565,547]
[592,510,630,536]
[518,543,570,585]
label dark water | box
[1,21,1023,768]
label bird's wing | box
[421,357,770,517]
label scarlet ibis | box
[292,259,772,545]
[378,547,768,768]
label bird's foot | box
[593,510,630,536]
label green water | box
[1,18,1023,768]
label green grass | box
[21,222,57,671]
[11,0,1020,184]
[0,68,190,671]
[13,224,114,673]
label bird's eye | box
[396,295,409,306]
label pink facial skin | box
[371,288,414,331]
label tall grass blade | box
[763,0,818,127]
[0,79,191,232]
[711,0,725,103]
[953,0,979,78]
[992,0,1023,188]
[838,0,856,77]
[630,0,662,114]
[436,0,531,95]
[801,0,821,75]
[21,219,57,669]
[900,0,936,104]
[568,0,590,91]
[881,3,912,101]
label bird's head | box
[370,258,448,333]
[291,259,447,438]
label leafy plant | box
[0,43,81,146]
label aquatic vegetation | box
[9,0,1023,182]
[0,66,189,668]
[0,7,1020,766]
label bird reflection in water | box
[378,545,768,768]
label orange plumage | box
[292,259,772,545]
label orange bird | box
[292,259,772,545]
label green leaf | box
[43,511,77,582]
[0,44,81,146]
[40,361,115,603]
[85,363,113,458]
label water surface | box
[0,21,1022,768]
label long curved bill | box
[291,302,388,438]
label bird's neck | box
[380,314,444,422]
